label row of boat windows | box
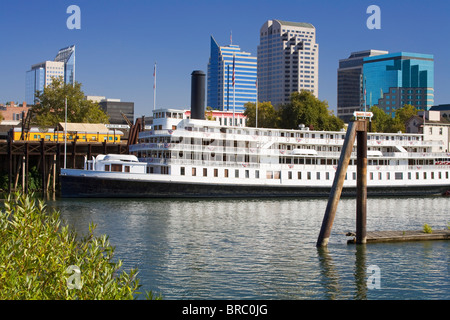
[136,150,438,166]
[176,167,450,181]
[143,130,424,142]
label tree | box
[392,104,419,132]
[369,105,394,132]
[244,101,278,128]
[31,76,109,127]
[278,91,344,131]
[0,192,163,299]
[369,104,419,133]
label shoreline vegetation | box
[0,191,161,300]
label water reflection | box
[51,197,450,300]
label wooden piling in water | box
[316,120,368,247]
[356,121,368,244]
[317,121,358,247]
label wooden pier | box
[0,139,128,194]
[346,230,450,244]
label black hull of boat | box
[60,175,450,198]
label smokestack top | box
[191,70,206,76]
[190,70,206,120]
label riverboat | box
[60,108,450,198]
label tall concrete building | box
[207,36,257,113]
[257,20,319,108]
[337,50,388,122]
[363,52,434,117]
[25,45,76,105]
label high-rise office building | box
[363,52,434,116]
[54,45,76,85]
[207,36,257,113]
[98,99,134,125]
[257,20,319,108]
[337,50,388,122]
[25,45,76,105]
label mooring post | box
[7,137,12,193]
[25,142,29,194]
[40,139,47,196]
[317,121,357,247]
[356,121,368,244]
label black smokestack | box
[190,70,205,120]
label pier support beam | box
[317,121,357,247]
[356,122,368,244]
[316,120,368,247]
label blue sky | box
[1,0,449,118]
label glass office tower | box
[25,45,76,105]
[337,50,388,122]
[54,45,76,85]
[363,52,434,116]
[207,36,257,113]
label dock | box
[347,230,450,244]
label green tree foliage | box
[243,101,279,128]
[0,192,161,300]
[369,105,394,133]
[31,76,109,127]
[244,91,344,131]
[278,91,344,131]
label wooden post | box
[56,143,61,187]
[356,121,368,244]
[72,140,76,169]
[21,156,25,193]
[25,142,29,194]
[7,137,12,193]
[52,154,56,193]
[317,121,357,247]
[40,139,47,196]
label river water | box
[49,196,449,300]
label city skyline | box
[1,0,450,119]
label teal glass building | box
[207,36,257,113]
[363,52,434,116]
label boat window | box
[105,165,110,171]
[124,166,130,173]
[111,164,122,172]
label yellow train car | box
[12,123,124,143]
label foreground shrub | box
[0,192,155,299]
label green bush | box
[0,192,159,300]
[422,223,433,234]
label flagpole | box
[255,79,258,129]
[153,62,157,111]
